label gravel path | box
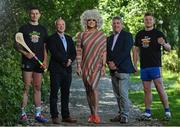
[20,74,163,126]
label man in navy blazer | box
[47,17,77,124]
[107,16,135,123]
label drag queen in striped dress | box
[76,9,106,124]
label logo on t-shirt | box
[29,31,40,43]
[141,36,151,48]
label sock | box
[35,107,41,117]
[165,108,170,112]
[145,108,151,115]
[21,107,26,116]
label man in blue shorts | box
[133,12,171,121]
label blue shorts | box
[140,67,161,81]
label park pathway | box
[25,72,162,126]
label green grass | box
[129,69,180,125]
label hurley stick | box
[15,32,47,71]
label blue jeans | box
[111,72,130,117]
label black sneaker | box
[110,114,121,122]
[120,116,128,123]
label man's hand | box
[101,66,106,77]
[157,37,165,45]
[134,65,138,76]
[66,59,72,67]
[41,60,47,70]
[108,61,117,70]
[24,52,34,59]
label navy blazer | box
[107,30,135,74]
[47,33,76,73]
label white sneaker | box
[164,112,171,121]
[139,112,152,121]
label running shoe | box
[35,114,48,123]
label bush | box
[176,73,180,92]
[162,50,180,72]
[0,46,22,125]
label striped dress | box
[76,31,106,88]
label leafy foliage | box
[0,46,22,125]
[0,0,180,125]
[99,0,180,53]
[162,50,180,72]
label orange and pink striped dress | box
[76,31,106,88]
